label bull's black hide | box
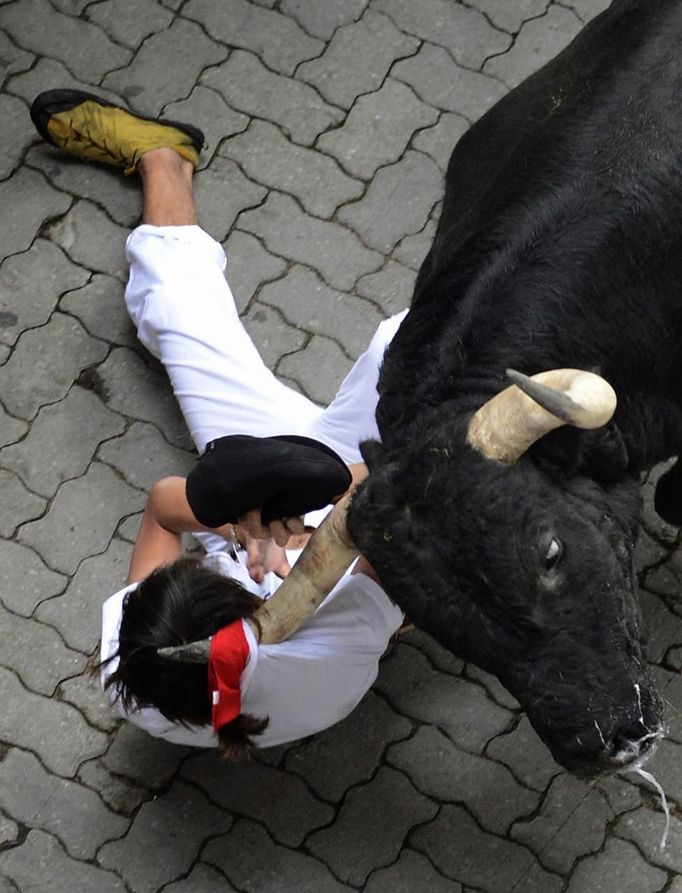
[348,0,682,774]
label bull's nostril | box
[610,729,660,767]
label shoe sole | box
[30,88,205,156]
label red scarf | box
[207,620,250,730]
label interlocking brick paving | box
[1,2,680,891]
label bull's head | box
[347,368,664,776]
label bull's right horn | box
[467,368,617,463]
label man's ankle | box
[139,146,194,178]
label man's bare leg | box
[138,147,197,226]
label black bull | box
[346,0,682,775]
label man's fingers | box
[285,516,305,536]
[240,508,269,539]
[270,520,289,547]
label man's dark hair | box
[100,556,268,759]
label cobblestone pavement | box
[1,0,682,891]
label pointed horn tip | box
[157,639,211,663]
[506,367,616,427]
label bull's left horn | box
[255,491,358,644]
[467,368,617,463]
[157,491,359,661]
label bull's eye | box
[544,538,564,571]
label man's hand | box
[238,508,306,547]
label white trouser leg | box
[124,224,321,453]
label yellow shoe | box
[30,89,204,175]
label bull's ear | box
[577,422,629,483]
[360,438,385,471]
[654,459,682,526]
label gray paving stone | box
[278,334,351,405]
[18,462,143,576]
[202,50,344,146]
[412,804,562,893]
[639,589,682,663]
[193,155,266,243]
[317,79,438,181]
[102,19,227,118]
[98,781,232,892]
[102,722,190,789]
[86,0,174,49]
[204,819,352,893]
[0,468,45,535]
[650,666,682,743]
[0,0,131,81]
[241,302,307,369]
[163,85,249,170]
[484,6,583,89]
[394,43,508,123]
[223,120,363,218]
[355,259,415,317]
[392,217,438,271]
[399,628,466,674]
[7,56,122,107]
[0,667,108,775]
[374,0,511,68]
[390,726,539,835]
[0,748,129,859]
[0,816,19,847]
[669,879,682,893]
[466,0,548,34]
[0,93,36,179]
[99,421,194,492]
[364,850,462,893]
[298,11,419,111]
[184,0,323,75]
[0,830,126,893]
[0,238,88,348]
[465,664,519,710]
[78,759,150,817]
[281,0,367,40]
[182,751,334,846]
[374,645,513,753]
[60,273,137,347]
[223,230,287,313]
[413,111,470,171]
[616,806,682,873]
[27,145,141,229]
[565,837,666,893]
[0,343,8,362]
[50,0,90,12]
[98,347,192,449]
[162,864,239,892]
[240,192,383,290]
[511,773,612,874]
[485,716,561,792]
[0,386,125,497]
[594,775,642,815]
[563,0,611,23]
[259,265,384,359]
[0,28,34,78]
[0,539,65,617]
[0,167,71,259]
[0,606,85,695]
[117,511,141,544]
[58,672,121,732]
[47,199,129,280]
[307,767,437,885]
[0,312,107,420]
[36,536,131,653]
[284,692,411,801]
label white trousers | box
[124,225,405,465]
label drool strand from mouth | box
[626,766,670,850]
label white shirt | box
[100,552,404,748]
